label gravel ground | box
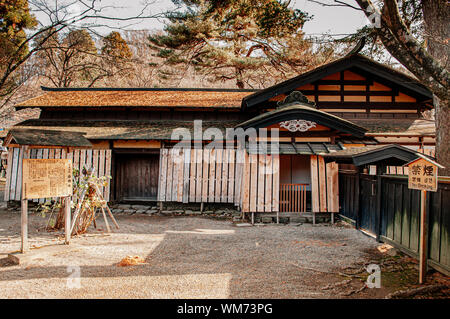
[0,211,382,299]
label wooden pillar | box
[21,198,28,253]
[64,196,71,244]
[419,190,428,284]
[20,146,30,253]
[355,169,361,230]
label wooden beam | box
[419,190,429,284]
[310,155,319,213]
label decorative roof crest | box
[277,91,316,108]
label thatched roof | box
[5,129,92,147]
[16,87,256,109]
[7,120,242,140]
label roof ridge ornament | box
[277,91,316,108]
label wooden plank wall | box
[239,153,280,213]
[310,155,339,213]
[157,147,280,212]
[4,147,112,202]
[158,147,240,205]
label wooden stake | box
[101,207,111,233]
[103,203,119,229]
[21,199,28,253]
[419,190,428,284]
[64,196,71,244]
[92,184,119,229]
[251,212,254,225]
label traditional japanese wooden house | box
[3,53,435,219]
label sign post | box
[406,155,444,284]
[21,157,73,251]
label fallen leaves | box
[118,255,146,267]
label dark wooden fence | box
[339,171,450,276]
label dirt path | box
[0,212,447,298]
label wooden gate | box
[115,153,159,201]
[359,174,378,235]
[279,184,308,212]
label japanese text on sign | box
[407,158,437,192]
[22,159,73,199]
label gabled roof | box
[323,144,429,166]
[242,54,432,109]
[236,103,367,138]
[15,87,256,110]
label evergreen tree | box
[149,0,320,88]
[0,0,37,96]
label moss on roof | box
[16,88,255,109]
[6,129,92,147]
[9,120,242,140]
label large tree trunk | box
[422,0,450,176]
[434,96,450,176]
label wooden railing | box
[279,184,308,212]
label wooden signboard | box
[405,155,443,284]
[407,158,438,192]
[22,159,72,200]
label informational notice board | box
[407,158,438,192]
[22,159,73,199]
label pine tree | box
[0,0,37,96]
[149,0,321,88]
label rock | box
[262,217,273,223]
[146,210,158,214]
[136,209,147,214]
[131,205,150,210]
[161,210,173,215]
[235,223,252,227]
[387,248,398,257]
[203,211,214,214]
[112,209,123,214]
[215,210,225,215]
[192,211,202,215]
[173,210,184,214]
[117,204,131,210]
[123,209,135,214]
[185,210,193,215]
[290,223,303,226]
[232,217,241,222]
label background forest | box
[1,0,448,175]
